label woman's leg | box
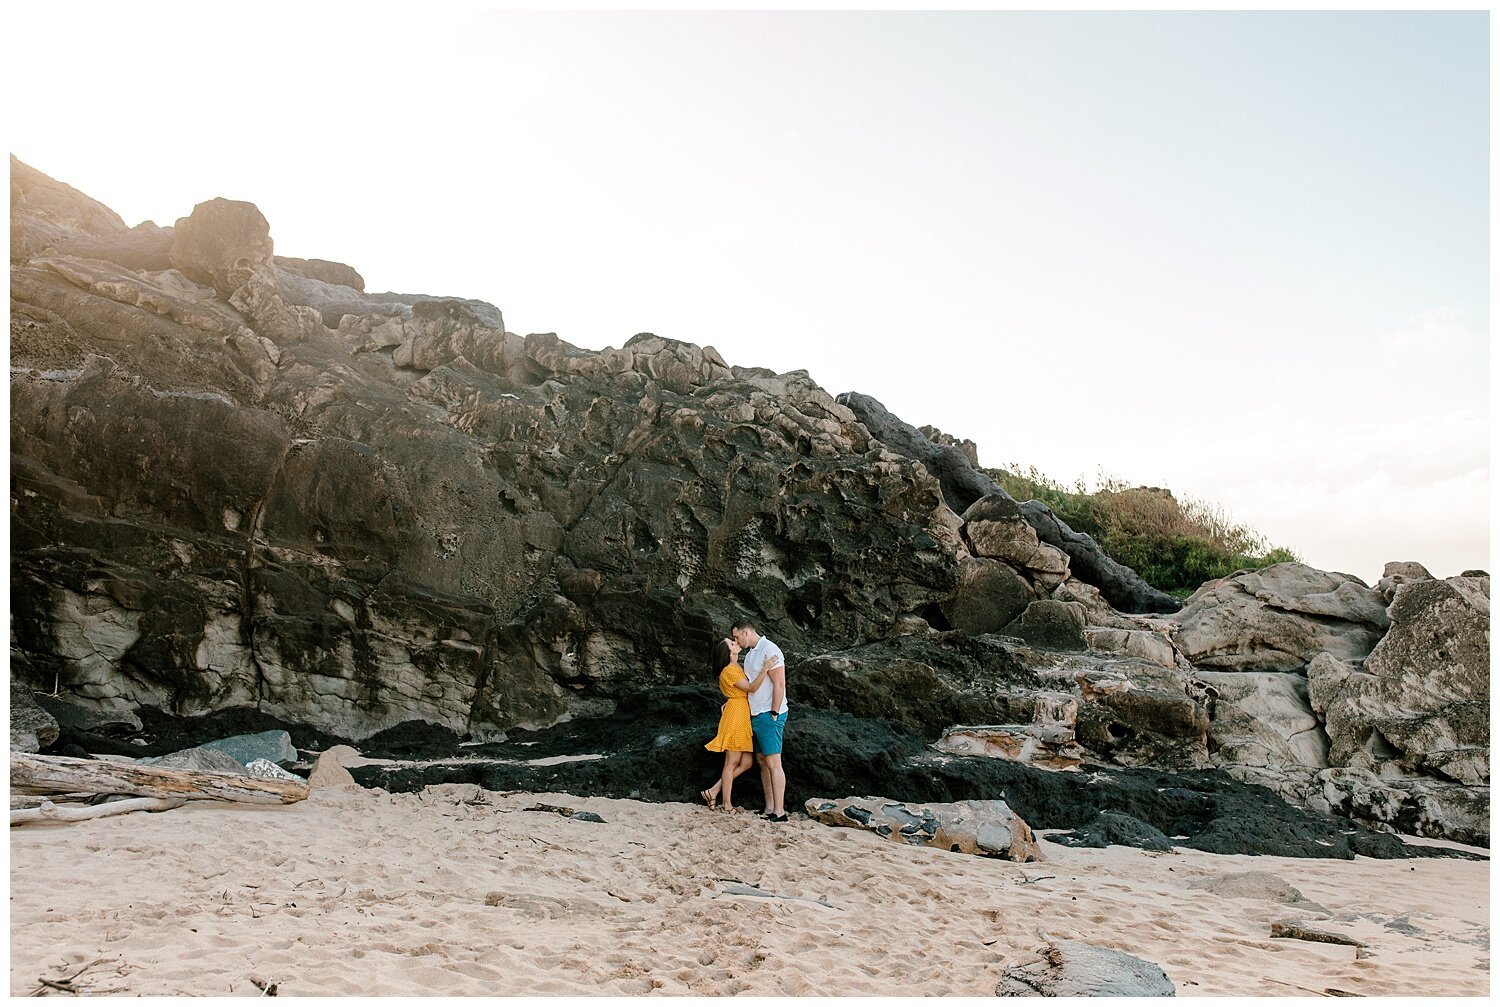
[724,752,758,811]
[699,775,718,808]
[718,752,744,811]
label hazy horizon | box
[5,8,1489,585]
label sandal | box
[700,789,718,810]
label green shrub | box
[984,465,1300,595]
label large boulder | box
[169,197,274,293]
[938,556,1034,634]
[193,730,298,768]
[803,795,1042,861]
[138,746,249,774]
[10,682,60,752]
[1171,563,1389,672]
[960,494,1070,587]
[996,939,1175,997]
[1318,574,1488,782]
[1001,599,1088,651]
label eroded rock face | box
[1322,575,1489,783]
[1180,572,1491,846]
[1171,563,1389,672]
[1301,574,1491,845]
[1196,670,1329,773]
[12,159,972,742]
[804,795,1042,861]
[1309,767,1489,847]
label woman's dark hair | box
[710,638,733,677]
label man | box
[731,618,789,822]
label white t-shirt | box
[743,637,788,716]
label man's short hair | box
[730,618,756,634]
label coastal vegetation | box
[985,465,1300,597]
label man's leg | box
[764,754,786,817]
[755,753,774,813]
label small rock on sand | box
[309,750,359,790]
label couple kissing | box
[700,619,790,822]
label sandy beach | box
[8,784,1489,997]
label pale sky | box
[5,7,1490,584]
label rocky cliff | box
[9,157,1489,847]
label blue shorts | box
[751,711,788,756]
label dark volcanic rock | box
[58,705,356,759]
[360,720,463,760]
[1051,810,1175,851]
[794,633,1039,733]
[344,691,1454,860]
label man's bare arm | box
[769,663,787,716]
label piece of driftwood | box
[11,797,188,827]
[11,753,309,805]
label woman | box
[699,637,779,812]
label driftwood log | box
[11,797,188,826]
[10,752,309,805]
